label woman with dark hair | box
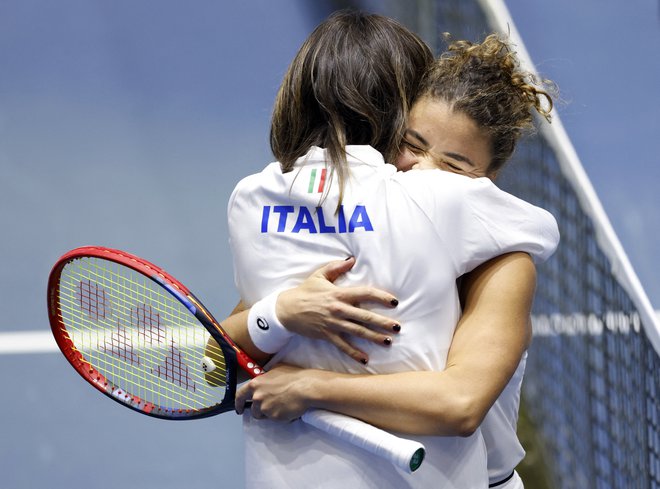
[224,12,558,489]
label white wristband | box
[247,290,294,354]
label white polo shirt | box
[483,354,528,485]
[228,145,559,489]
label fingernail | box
[383,337,392,346]
[392,324,401,332]
[345,256,354,261]
[390,298,399,307]
[360,358,368,365]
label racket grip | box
[301,408,425,474]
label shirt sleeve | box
[393,169,560,276]
[227,170,266,302]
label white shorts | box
[490,471,523,489]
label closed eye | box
[402,139,426,154]
[443,160,464,172]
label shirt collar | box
[294,145,386,168]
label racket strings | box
[61,308,223,409]
[57,257,229,413]
[58,300,228,405]
[76,279,111,321]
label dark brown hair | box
[417,34,555,175]
[270,11,433,202]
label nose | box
[395,147,417,172]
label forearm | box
[306,369,482,436]
[299,334,524,436]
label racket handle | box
[301,408,425,473]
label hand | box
[276,257,401,364]
[235,364,318,421]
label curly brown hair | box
[416,34,555,175]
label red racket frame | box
[48,246,260,419]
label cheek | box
[394,150,415,171]
[415,159,441,171]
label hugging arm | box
[274,257,401,362]
[235,252,535,436]
[210,257,400,368]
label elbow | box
[440,395,487,437]
[453,413,481,437]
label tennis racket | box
[47,246,425,473]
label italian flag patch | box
[308,168,327,193]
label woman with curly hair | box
[393,33,555,489]
[236,32,557,489]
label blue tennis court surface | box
[1,347,245,488]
